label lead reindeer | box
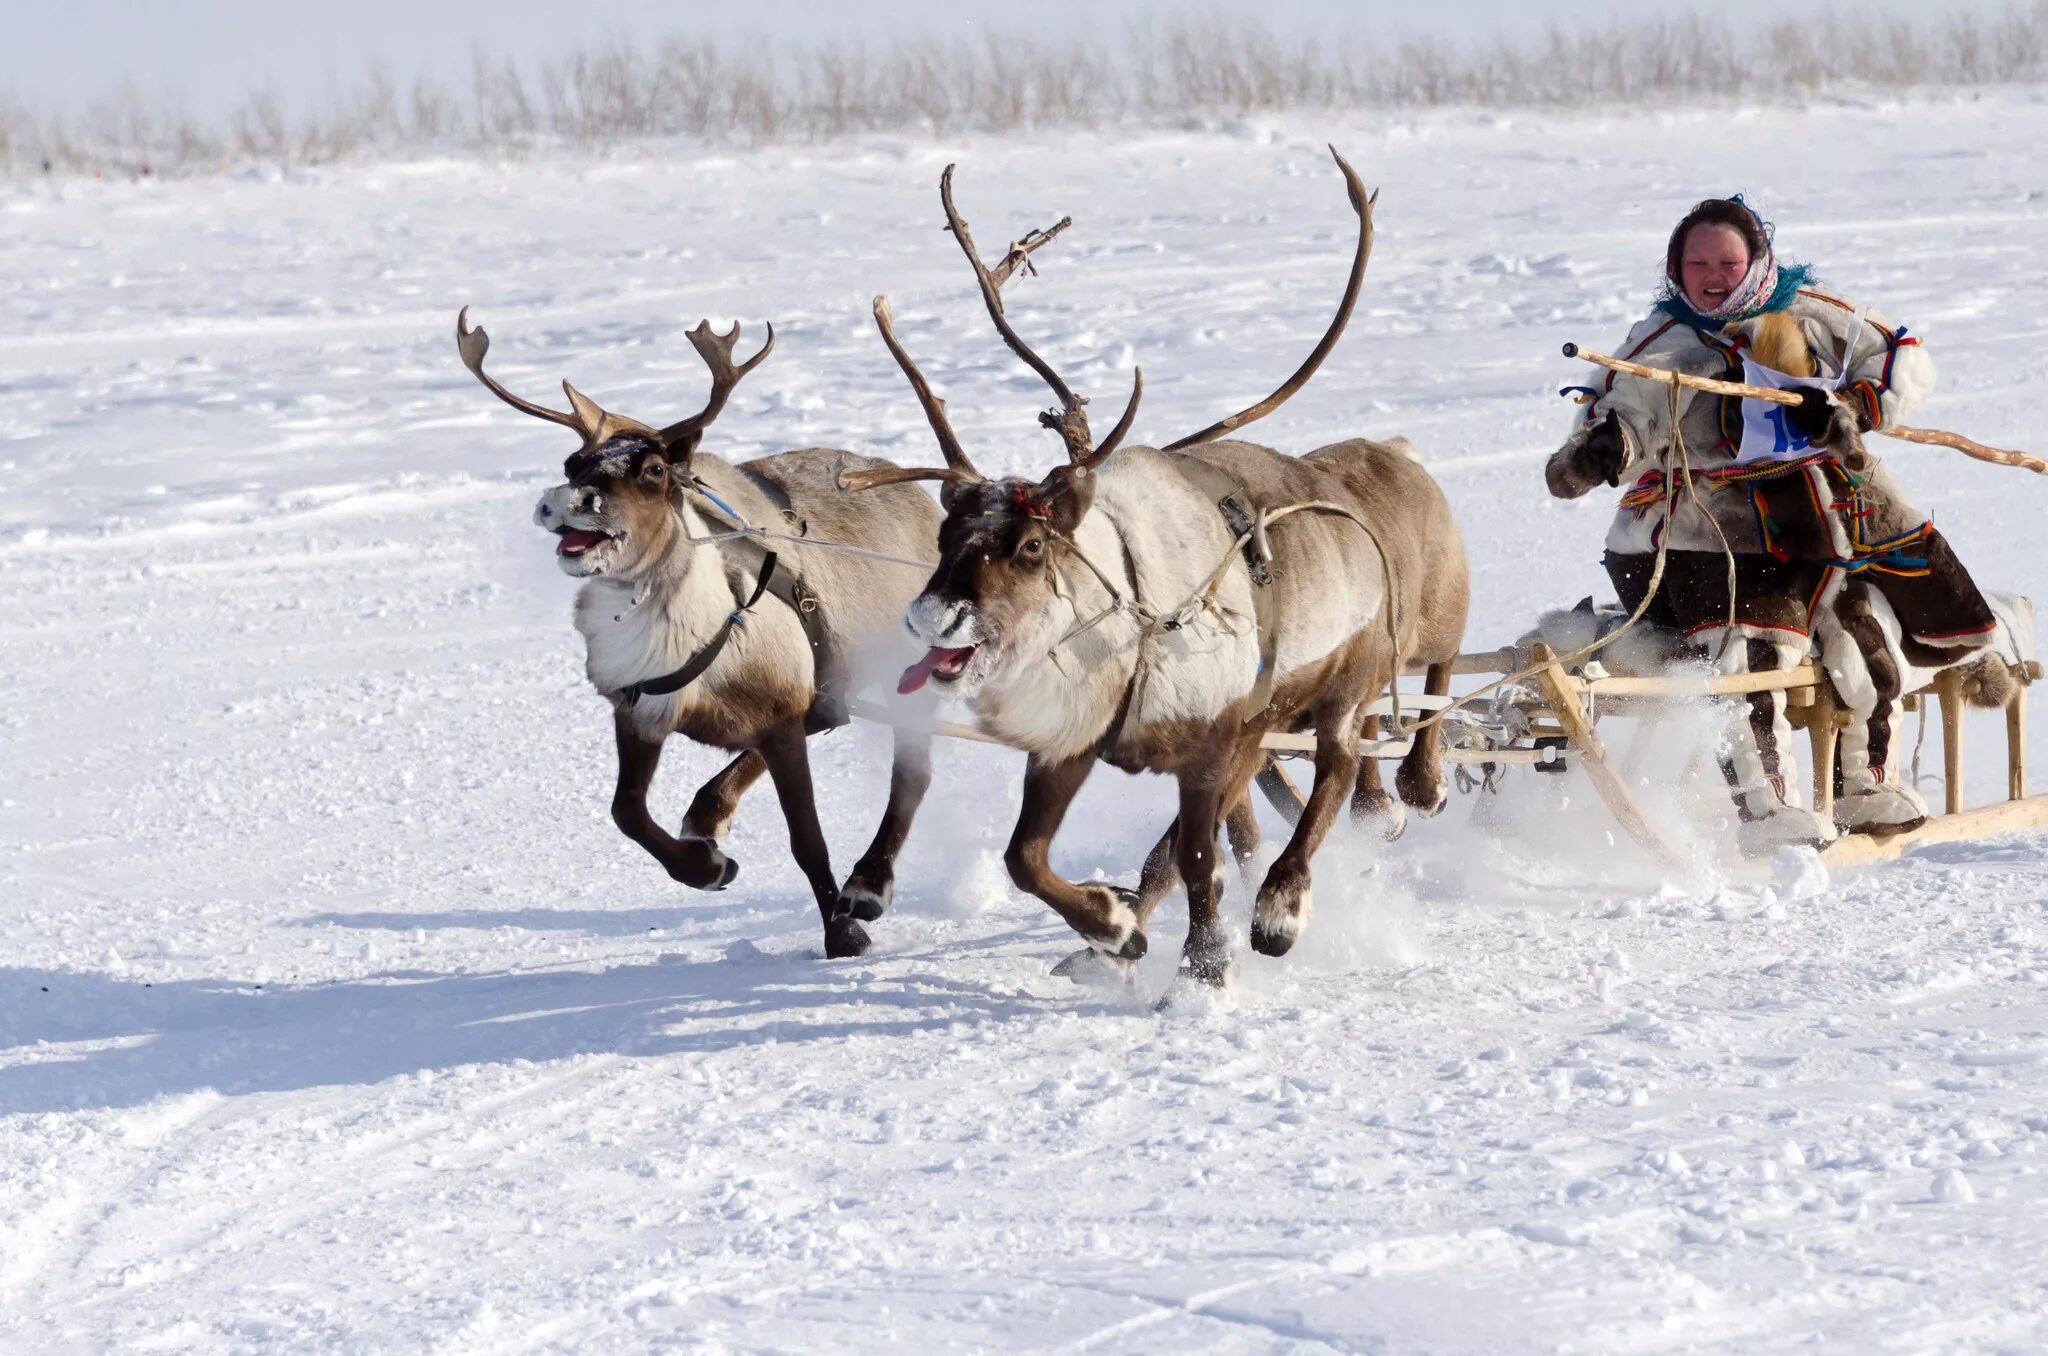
[845,150,1470,989]
[455,307,945,958]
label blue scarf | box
[1655,263,1814,331]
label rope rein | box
[695,385,1743,763]
[1375,376,1715,742]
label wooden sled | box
[1450,642,2048,870]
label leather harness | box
[1094,458,1283,763]
[617,477,848,734]
[1165,454,1284,721]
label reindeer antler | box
[841,296,986,496]
[456,306,672,452]
[938,166,1141,471]
[658,320,776,463]
[1162,146,1375,452]
[848,198,1097,496]
[456,306,599,440]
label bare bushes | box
[8,3,2048,176]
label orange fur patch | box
[1749,310,1815,377]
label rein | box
[614,486,927,712]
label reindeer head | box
[453,308,772,580]
[848,151,1374,699]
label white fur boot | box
[1834,707,1929,834]
[1701,624,1838,856]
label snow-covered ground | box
[5,93,2048,1353]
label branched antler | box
[456,306,598,441]
[456,306,775,460]
[659,320,776,464]
[841,296,987,496]
[939,166,1105,465]
[1162,146,1376,452]
[849,198,1101,494]
[989,217,1072,289]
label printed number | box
[1762,406,1809,455]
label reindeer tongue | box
[898,646,974,695]
[557,529,608,557]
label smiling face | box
[1678,222,1752,312]
[531,436,684,579]
[898,476,1091,698]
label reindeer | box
[454,308,946,958]
[843,150,1470,988]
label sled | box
[1406,640,2048,869]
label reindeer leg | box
[755,719,867,959]
[1252,710,1361,957]
[1058,771,1266,984]
[610,715,737,890]
[1006,752,1147,960]
[838,728,933,922]
[1224,791,1261,868]
[1350,713,1406,841]
[1174,773,1232,987]
[675,751,765,888]
[1055,814,1176,984]
[1394,660,1453,817]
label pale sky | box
[8,0,2026,118]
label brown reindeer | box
[844,151,1470,989]
[455,308,946,958]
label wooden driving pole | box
[2009,677,2028,802]
[1934,670,1966,815]
[1806,677,1839,818]
[1529,643,1688,869]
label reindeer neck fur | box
[972,451,1261,764]
[573,497,773,736]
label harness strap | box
[759,559,848,732]
[1168,455,1284,723]
[1095,529,1146,762]
[669,477,845,731]
[620,552,779,706]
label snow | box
[5,94,2048,1352]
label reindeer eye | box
[1020,536,1044,558]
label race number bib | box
[1729,308,1866,467]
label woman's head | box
[1666,198,1771,313]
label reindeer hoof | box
[668,840,740,891]
[1352,790,1408,842]
[1079,884,1147,959]
[1180,931,1231,987]
[1249,919,1296,957]
[1250,877,1311,957]
[823,916,872,960]
[1401,783,1449,819]
[837,872,893,922]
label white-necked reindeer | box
[455,309,943,958]
[843,151,1470,988]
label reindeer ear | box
[662,428,704,468]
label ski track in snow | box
[4,96,2048,1353]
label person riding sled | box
[1545,195,1998,852]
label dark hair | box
[1665,198,1770,281]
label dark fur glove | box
[1785,386,1836,441]
[1580,410,1627,488]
